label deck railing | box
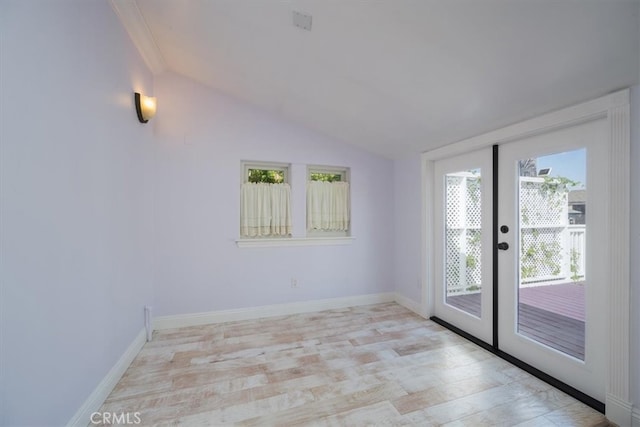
[568,225,586,279]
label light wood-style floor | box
[101,303,609,426]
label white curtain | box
[240,183,292,237]
[307,181,350,231]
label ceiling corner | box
[109,0,166,75]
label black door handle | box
[497,242,509,250]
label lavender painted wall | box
[0,2,154,425]
[151,73,394,316]
[393,156,423,304]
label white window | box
[307,166,350,236]
[240,162,292,238]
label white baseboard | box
[606,393,633,427]
[67,329,146,427]
[632,406,640,427]
[394,293,425,318]
[153,293,396,330]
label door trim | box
[492,145,499,349]
[421,90,631,426]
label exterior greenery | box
[247,169,343,183]
[247,168,285,183]
[520,235,562,279]
[310,172,342,182]
[519,176,581,282]
[570,249,582,282]
[540,176,580,196]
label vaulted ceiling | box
[114,0,639,158]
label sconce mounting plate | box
[293,11,312,31]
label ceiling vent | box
[292,11,312,31]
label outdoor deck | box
[446,283,585,359]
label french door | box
[433,116,608,404]
[433,149,494,344]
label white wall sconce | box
[134,92,157,123]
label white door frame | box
[421,90,631,426]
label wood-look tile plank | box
[391,374,504,414]
[541,401,611,426]
[314,401,407,426]
[239,382,408,426]
[403,379,556,425]
[159,388,317,425]
[440,388,576,426]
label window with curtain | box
[307,167,350,235]
[240,163,292,238]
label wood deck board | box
[520,283,585,321]
[447,293,482,318]
[447,286,585,360]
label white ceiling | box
[119,0,639,158]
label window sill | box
[236,236,355,248]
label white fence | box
[568,225,586,279]
[519,177,585,286]
[445,175,585,295]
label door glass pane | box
[445,169,482,318]
[517,149,586,360]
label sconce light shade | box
[135,92,157,123]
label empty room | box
[1,0,640,426]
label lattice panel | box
[444,174,576,288]
[519,177,570,284]
[445,229,463,294]
[465,177,482,228]
[445,175,464,229]
[445,172,483,295]
[519,179,567,226]
[520,227,564,282]
[465,229,482,288]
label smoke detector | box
[293,11,312,31]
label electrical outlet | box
[291,278,298,288]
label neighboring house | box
[568,189,586,225]
[518,158,537,177]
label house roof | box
[569,190,586,204]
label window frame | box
[307,165,348,183]
[242,161,290,184]
[307,165,351,237]
[235,161,356,247]
[240,161,292,240]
